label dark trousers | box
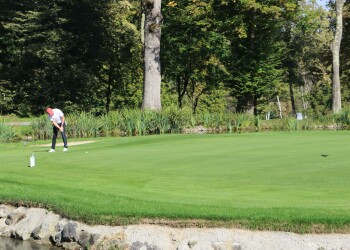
[51,123,68,149]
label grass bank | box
[1,131,350,233]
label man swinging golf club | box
[46,107,68,152]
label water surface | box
[0,237,59,250]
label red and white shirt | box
[48,109,64,124]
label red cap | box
[46,108,54,116]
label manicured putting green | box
[1,131,350,231]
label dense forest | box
[0,0,349,117]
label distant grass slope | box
[1,131,350,232]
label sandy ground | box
[119,225,350,250]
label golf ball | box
[86,151,88,154]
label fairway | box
[1,131,350,231]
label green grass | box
[0,115,32,123]
[1,131,350,233]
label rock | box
[2,204,350,250]
[177,242,191,250]
[62,222,79,242]
[56,218,69,232]
[212,242,225,250]
[232,242,241,250]
[131,241,161,250]
[31,212,60,244]
[53,232,62,244]
[78,229,94,248]
[188,240,197,248]
[5,207,27,225]
[61,241,83,250]
[12,208,46,240]
[91,233,102,245]
[92,232,129,250]
[131,241,143,250]
[0,205,14,218]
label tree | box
[285,0,332,115]
[98,0,142,113]
[331,0,346,113]
[214,0,288,115]
[161,0,230,113]
[0,0,142,115]
[340,0,350,106]
[141,0,162,110]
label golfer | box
[46,107,68,152]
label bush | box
[0,121,17,142]
[31,115,51,140]
[66,112,102,137]
[335,110,350,129]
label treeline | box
[0,0,349,117]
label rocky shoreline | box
[1,204,350,250]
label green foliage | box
[340,2,350,105]
[162,105,193,133]
[0,0,347,116]
[211,0,289,115]
[162,0,230,113]
[284,1,332,115]
[197,85,230,114]
[30,116,52,140]
[335,109,350,128]
[0,0,142,116]
[66,112,102,138]
[282,117,299,131]
[0,121,17,142]
[19,108,348,139]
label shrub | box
[66,112,102,137]
[31,115,51,140]
[335,110,350,129]
[0,121,17,142]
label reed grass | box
[3,108,349,142]
[0,120,17,142]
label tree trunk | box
[289,80,296,114]
[176,75,189,108]
[277,96,282,118]
[331,0,345,114]
[141,0,162,110]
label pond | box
[0,237,60,250]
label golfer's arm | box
[61,116,65,127]
[52,121,60,129]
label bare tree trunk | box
[277,96,282,118]
[141,0,162,110]
[331,0,345,114]
[289,81,296,114]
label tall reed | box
[0,120,17,142]
[16,108,344,141]
[335,110,350,129]
[31,115,52,140]
[66,112,101,138]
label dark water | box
[0,237,60,250]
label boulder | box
[12,208,47,240]
[5,207,27,225]
[31,211,61,245]
[61,222,79,242]
[0,205,15,219]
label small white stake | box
[30,153,35,167]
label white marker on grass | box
[30,153,35,167]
